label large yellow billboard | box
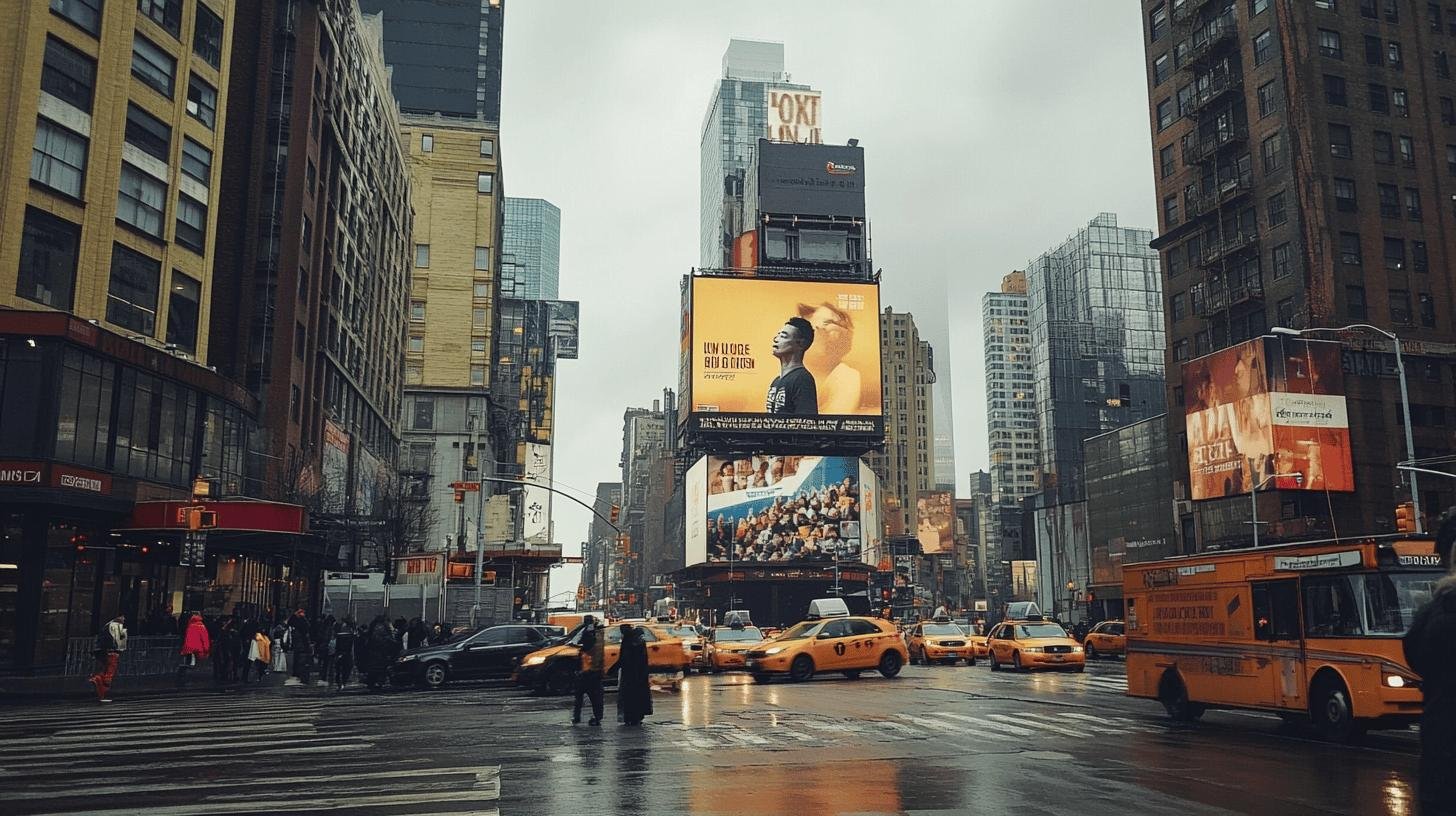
[688,276,882,439]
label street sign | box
[558,556,584,564]
[449,482,481,491]
[180,532,208,567]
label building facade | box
[616,402,669,616]
[1083,414,1177,620]
[357,0,504,122]
[582,481,622,610]
[869,308,936,537]
[502,197,560,300]
[983,271,1040,503]
[1142,0,1456,546]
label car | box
[966,628,990,659]
[703,624,765,672]
[907,618,976,665]
[1082,620,1126,659]
[661,623,708,672]
[744,613,908,683]
[391,624,563,689]
[513,622,689,695]
[986,618,1086,673]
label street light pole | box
[1272,325,1422,533]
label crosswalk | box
[0,692,500,815]
[971,667,1130,696]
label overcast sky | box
[497,2,1160,603]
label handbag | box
[247,639,260,663]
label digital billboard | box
[915,491,953,555]
[687,276,882,439]
[1182,337,1354,501]
[685,454,873,566]
[753,140,865,219]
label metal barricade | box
[63,635,184,677]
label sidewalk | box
[0,667,347,704]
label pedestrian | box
[1404,509,1456,816]
[407,618,429,651]
[393,617,408,646]
[238,617,259,683]
[616,623,652,727]
[286,609,313,686]
[89,614,127,703]
[177,613,211,687]
[313,615,335,687]
[428,622,448,646]
[364,615,399,689]
[333,616,356,689]
[572,616,605,726]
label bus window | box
[1302,576,1364,637]
[1365,573,1438,635]
[1252,581,1300,641]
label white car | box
[663,624,706,672]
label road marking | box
[926,712,1021,741]
[979,714,1039,737]
[1009,712,1099,738]
[894,713,962,733]
[0,734,365,762]
[8,766,494,800]
[35,789,502,815]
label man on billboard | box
[765,317,819,415]
[798,301,864,414]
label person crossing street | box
[89,614,127,703]
[177,613,211,688]
[572,616,605,726]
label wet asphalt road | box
[0,659,1423,815]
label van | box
[723,609,754,627]
[806,598,851,619]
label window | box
[470,365,485,386]
[1302,577,1365,638]
[165,271,199,353]
[414,244,430,267]
[1319,29,1343,59]
[31,118,87,198]
[408,335,424,353]
[1261,133,1283,173]
[1177,83,1194,117]
[1273,242,1292,279]
[1346,285,1368,319]
[1339,231,1363,265]
[1324,74,1348,106]
[193,3,223,68]
[1389,41,1404,70]
[41,37,95,112]
[1390,289,1413,323]
[474,246,490,270]
[410,300,425,320]
[186,74,216,128]
[137,0,181,37]
[1366,35,1384,66]
[1255,30,1276,65]
[51,0,103,35]
[1334,177,1358,212]
[174,194,205,253]
[106,243,161,334]
[1252,0,1269,12]
[480,138,494,157]
[1398,134,1415,165]
[1385,237,1406,270]
[293,322,305,359]
[1328,122,1352,157]
[1385,0,1400,20]
[1277,296,1297,327]
[1370,83,1389,113]
[421,133,433,152]
[1164,194,1179,227]
[1449,144,1456,174]
[1414,240,1429,271]
[1174,339,1190,362]
[1171,293,1187,321]
[1406,187,1423,220]
[1374,130,1395,163]
[1150,3,1168,41]
[1316,0,1336,8]
[1154,53,1171,85]
[301,215,311,254]
[471,338,486,353]
[131,34,176,97]
[472,307,487,326]
[1267,191,1287,226]
[1439,3,1448,31]
[1440,52,1452,79]
[1396,88,1411,117]
[1362,0,1379,16]
[472,281,489,297]
[412,398,434,430]
[1258,80,1280,117]
[1379,183,1401,217]
[1156,98,1174,130]
[477,172,493,194]
[405,364,422,385]
[1420,292,1437,327]
[306,159,316,194]
[181,137,211,184]
[16,207,79,310]
[116,163,166,237]
[124,103,170,161]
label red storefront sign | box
[0,461,111,494]
[124,500,307,534]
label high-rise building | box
[502,198,560,300]
[1026,213,1167,504]
[582,481,622,609]
[357,0,504,122]
[699,39,822,268]
[1142,0,1456,545]
[983,271,1040,503]
[616,402,669,616]
[869,308,936,537]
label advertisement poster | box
[858,459,882,569]
[687,454,866,565]
[522,443,552,547]
[689,276,882,438]
[1182,337,1353,500]
[915,491,953,555]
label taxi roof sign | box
[807,598,850,620]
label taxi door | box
[1252,580,1305,710]
[811,619,854,670]
[989,624,1015,664]
[907,624,924,660]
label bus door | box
[1251,580,1304,709]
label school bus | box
[1123,535,1444,741]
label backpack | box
[94,627,115,655]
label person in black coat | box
[1405,509,1456,816]
[616,624,653,726]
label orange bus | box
[1123,535,1444,740]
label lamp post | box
[1065,580,1076,624]
[1250,471,1302,547]
[1271,324,1422,533]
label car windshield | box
[668,626,699,639]
[715,627,763,642]
[1365,572,1438,635]
[1016,623,1069,639]
[922,624,962,636]
[777,621,823,640]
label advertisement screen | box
[916,491,953,555]
[685,454,869,566]
[1183,337,1354,500]
[754,141,865,219]
[858,459,883,568]
[688,276,882,438]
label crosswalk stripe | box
[0,734,366,762]
[894,713,962,733]
[0,755,433,780]
[35,788,502,816]
[1059,711,1137,726]
[2,720,323,747]
[1009,712,1099,738]
[9,766,494,800]
[979,714,1038,737]
[927,712,1021,740]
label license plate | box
[945,652,958,657]
[1051,655,1064,661]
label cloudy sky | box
[498,2,1160,601]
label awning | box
[121,500,308,535]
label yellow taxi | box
[513,622,688,694]
[986,618,1085,673]
[907,618,976,666]
[1082,619,1126,659]
[744,608,908,683]
[703,624,765,672]
[965,624,990,660]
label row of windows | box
[413,244,492,271]
[1330,176,1425,220]
[418,132,496,157]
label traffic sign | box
[450,482,481,491]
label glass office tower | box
[503,198,561,300]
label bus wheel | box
[1159,672,1205,722]
[1311,676,1364,743]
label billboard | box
[1183,337,1354,500]
[687,276,882,439]
[858,459,883,568]
[523,443,552,547]
[915,491,953,555]
[754,141,866,219]
[685,454,871,565]
[765,86,823,144]
[546,301,579,360]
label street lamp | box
[1271,325,1422,533]
[1065,580,1076,623]
[1249,471,1302,547]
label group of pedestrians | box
[570,616,653,728]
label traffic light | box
[609,504,620,524]
[1396,502,1417,533]
[185,508,218,531]
[71,533,87,553]
[453,489,466,504]
[880,588,892,602]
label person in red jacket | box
[178,613,211,687]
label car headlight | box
[396,654,417,663]
[523,655,547,666]
[1071,646,1085,654]
[1023,647,1044,653]
[1384,674,1407,688]
[764,646,786,656]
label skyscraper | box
[983,272,1040,504]
[1142,0,1455,545]
[699,39,822,268]
[357,0,504,122]
[869,308,937,537]
[502,197,561,300]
